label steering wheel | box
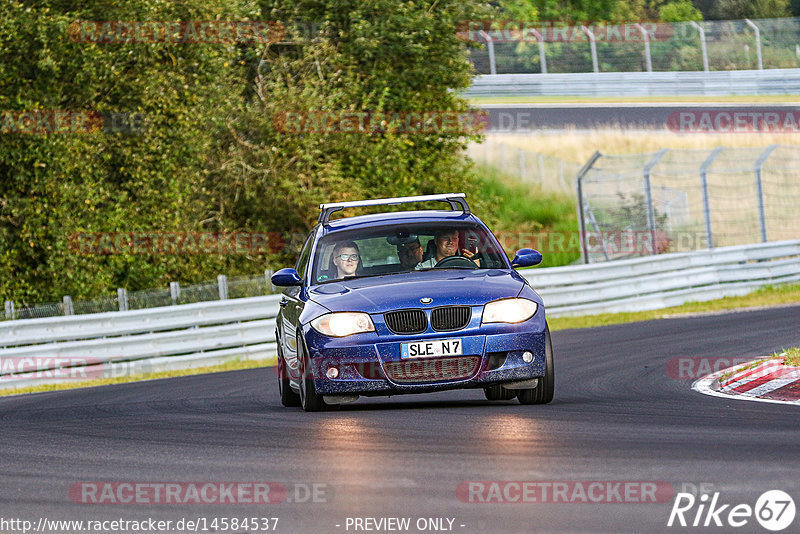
[434,255,479,269]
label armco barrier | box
[464,69,800,97]
[1,240,797,389]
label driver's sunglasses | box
[337,253,360,262]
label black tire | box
[297,333,327,412]
[277,340,300,407]
[484,385,517,401]
[518,324,555,405]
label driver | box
[416,228,479,269]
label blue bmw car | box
[271,193,553,411]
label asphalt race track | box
[2,305,800,533]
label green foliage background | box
[1,0,792,304]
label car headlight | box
[482,298,538,324]
[311,312,376,337]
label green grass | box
[779,347,800,367]
[475,163,580,267]
[468,95,800,105]
[0,357,275,397]
[548,283,800,331]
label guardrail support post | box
[479,31,497,75]
[581,25,599,73]
[643,149,669,255]
[689,21,709,72]
[529,28,547,73]
[170,282,180,305]
[699,147,723,249]
[62,296,74,316]
[745,19,763,70]
[4,300,14,320]
[117,288,128,312]
[218,274,228,300]
[754,144,778,243]
[265,269,275,293]
[634,23,652,72]
[576,151,602,263]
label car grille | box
[384,309,427,334]
[431,306,471,331]
[384,356,481,383]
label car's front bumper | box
[300,321,547,396]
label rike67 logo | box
[668,490,796,531]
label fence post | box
[754,144,778,243]
[581,25,599,73]
[265,269,275,293]
[689,21,709,72]
[529,28,547,73]
[643,149,669,255]
[62,295,74,316]
[576,151,602,264]
[538,153,545,186]
[170,282,180,305]
[634,23,652,72]
[218,274,228,300]
[479,31,497,75]
[518,148,526,181]
[745,19,763,70]
[4,300,14,320]
[117,288,128,312]
[699,147,723,249]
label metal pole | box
[480,31,496,75]
[634,23,652,72]
[117,288,128,312]
[576,151,602,263]
[170,282,180,305]
[62,295,74,316]
[581,25,599,73]
[529,28,547,73]
[699,147,723,249]
[690,21,709,72]
[754,144,778,243]
[642,149,669,254]
[217,274,228,300]
[745,19,763,70]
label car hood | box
[308,269,526,313]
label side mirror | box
[271,268,302,287]
[512,248,542,268]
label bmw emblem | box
[420,297,433,304]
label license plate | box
[401,339,463,359]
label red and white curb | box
[693,356,800,406]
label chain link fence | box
[469,17,800,74]
[467,139,581,194]
[577,145,800,262]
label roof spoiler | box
[318,193,470,225]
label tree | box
[659,0,703,21]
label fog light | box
[522,351,533,363]
[326,367,339,379]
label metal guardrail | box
[1,240,797,389]
[464,69,800,97]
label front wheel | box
[277,341,300,407]
[518,324,555,405]
[484,385,517,401]
[297,333,327,412]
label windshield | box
[311,222,508,284]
